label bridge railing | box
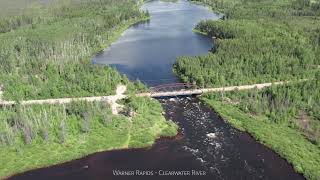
[149,83,200,95]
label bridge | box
[149,83,201,97]
[0,81,301,106]
[139,81,290,98]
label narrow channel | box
[10,0,305,179]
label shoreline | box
[182,22,316,180]
[0,103,181,179]
[174,1,320,179]
[200,97,319,179]
[0,3,178,177]
[2,0,316,179]
[94,17,150,55]
[0,7,150,101]
[6,128,181,179]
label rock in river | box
[206,133,217,139]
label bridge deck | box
[144,81,286,98]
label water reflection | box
[9,1,306,179]
[93,0,219,86]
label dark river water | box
[10,0,305,180]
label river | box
[93,0,217,85]
[10,0,305,179]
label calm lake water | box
[93,0,217,86]
[10,0,305,179]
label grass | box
[192,28,208,36]
[202,97,320,180]
[0,96,178,178]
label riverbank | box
[1,96,178,179]
[201,97,320,180]
[192,28,208,36]
[0,0,149,100]
[0,0,178,178]
[173,0,320,179]
[174,0,320,87]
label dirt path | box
[0,85,127,115]
[0,84,3,101]
[109,85,127,115]
[144,80,307,98]
[0,80,306,107]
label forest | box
[175,0,320,87]
[179,0,320,179]
[0,96,177,178]
[0,0,148,100]
[205,76,320,145]
[202,77,320,179]
[0,0,179,178]
[203,91,320,180]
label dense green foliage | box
[203,79,320,177]
[0,0,148,100]
[202,98,320,180]
[0,96,178,178]
[0,0,180,178]
[174,0,320,87]
[205,77,320,144]
[175,0,320,179]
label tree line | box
[178,1,320,178]
[175,0,320,87]
[0,96,177,178]
[0,0,148,100]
